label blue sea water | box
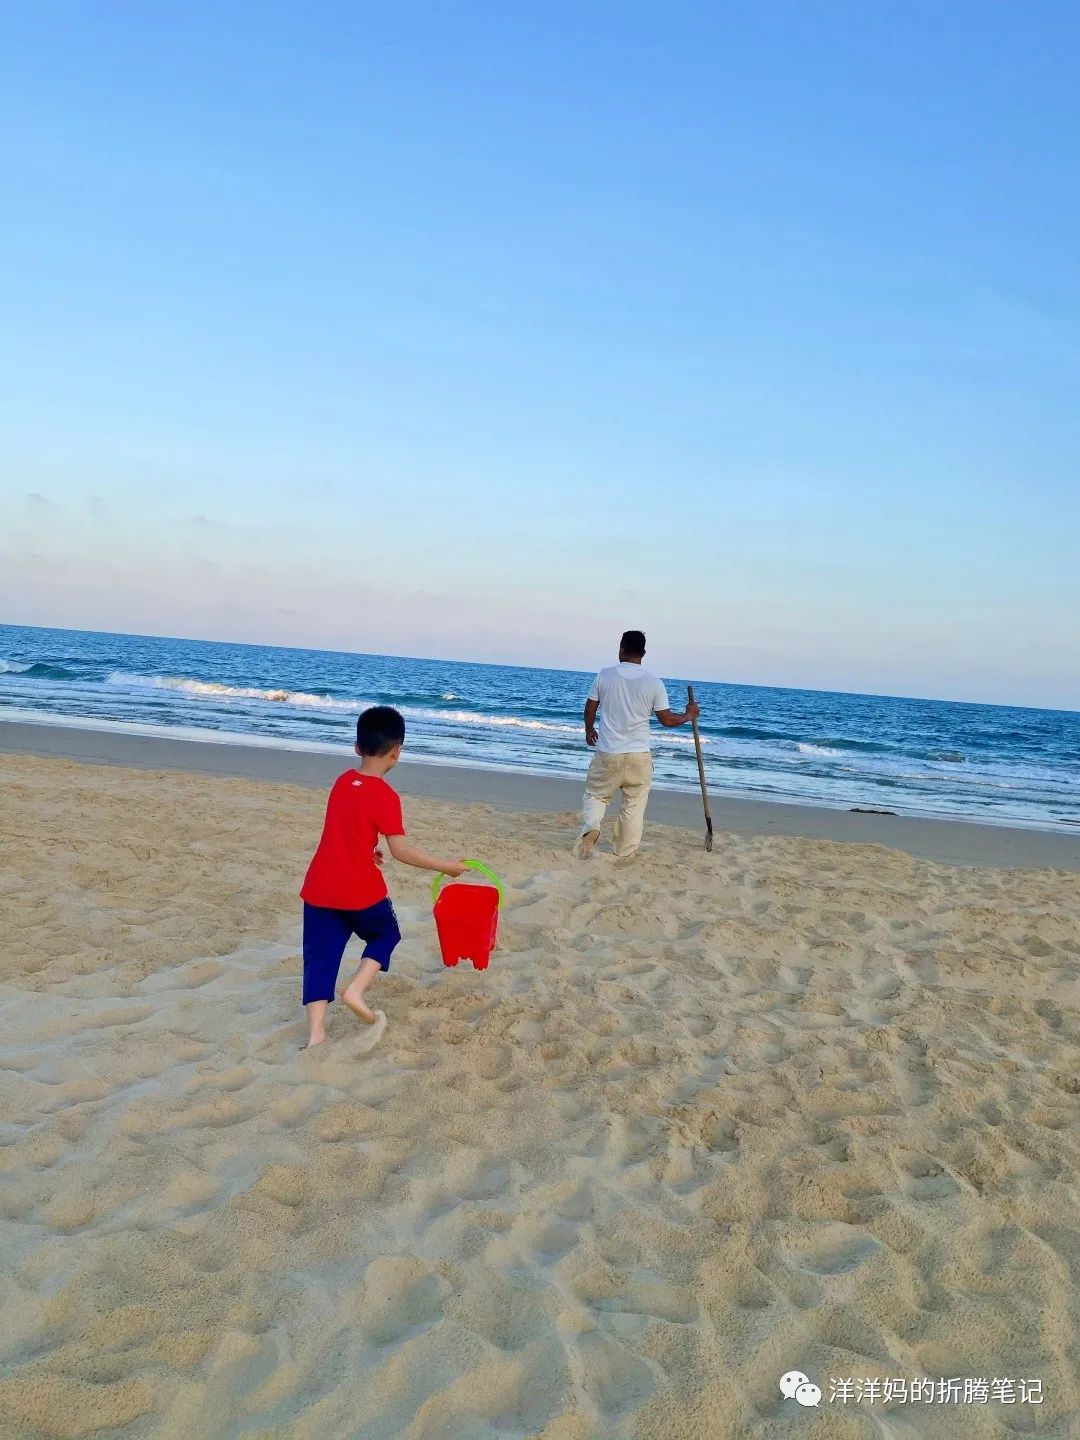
[1,624,1078,832]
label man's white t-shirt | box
[588,663,670,754]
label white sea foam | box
[104,675,582,734]
[899,771,1023,791]
[412,708,709,743]
[0,659,31,674]
[106,673,352,709]
[415,707,580,735]
[796,742,841,758]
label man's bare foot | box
[341,986,378,1025]
[576,828,600,859]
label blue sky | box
[2,2,1078,707]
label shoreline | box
[3,717,1078,870]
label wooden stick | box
[687,685,713,851]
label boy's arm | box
[380,788,465,876]
[385,834,467,876]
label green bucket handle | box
[431,859,504,907]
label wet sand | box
[3,719,1078,871]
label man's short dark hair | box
[620,630,646,658]
[356,705,405,756]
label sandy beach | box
[2,736,1079,1438]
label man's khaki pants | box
[581,750,653,858]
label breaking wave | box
[106,673,352,709]
[0,659,81,680]
[96,672,711,744]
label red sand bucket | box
[431,861,503,971]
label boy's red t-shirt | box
[300,771,405,910]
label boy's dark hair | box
[620,629,646,658]
[356,705,405,756]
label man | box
[578,630,700,859]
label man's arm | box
[584,698,599,747]
[655,699,700,728]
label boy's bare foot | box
[302,1032,329,1049]
[341,986,378,1025]
[576,828,600,859]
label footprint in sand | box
[301,1010,387,1055]
[795,1228,882,1276]
[900,1154,960,1201]
[75,1004,154,1032]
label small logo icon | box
[795,1383,821,1408]
[780,1371,810,1401]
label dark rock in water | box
[850,807,898,815]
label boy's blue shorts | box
[302,899,401,1005]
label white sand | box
[1,753,1078,1438]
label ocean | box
[1,624,1078,832]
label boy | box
[300,705,466,1047]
